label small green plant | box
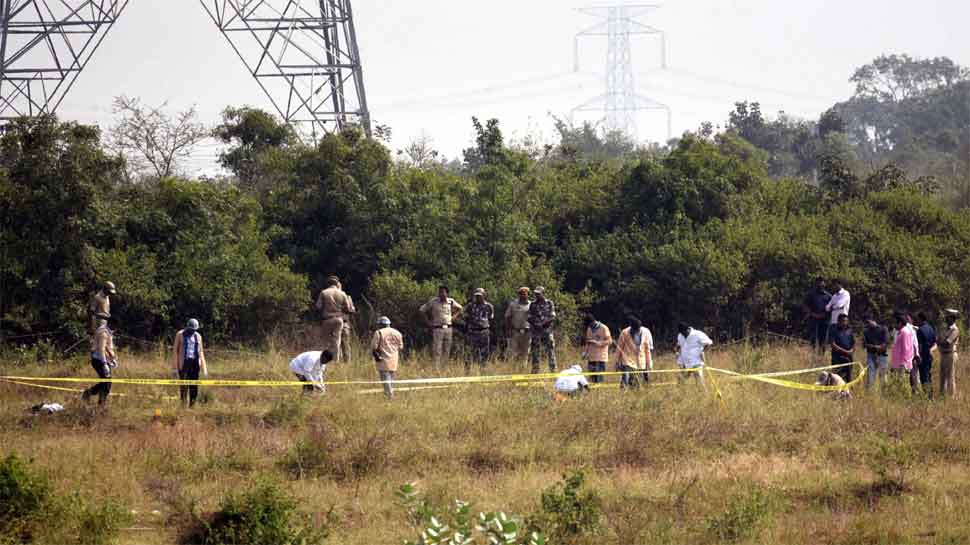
[526,470,601,543]
[0,454,53,542]
[72,494,133,545]
[181,480,326,545]
[705,487,772,542]
[864,432,915,493]
[397,482,546,545]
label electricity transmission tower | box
[200,0,371,139]
[572,4,670,141]
[0,1,372,139]
[0,0,130,119]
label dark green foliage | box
[0,454,52,542]
[182,481,326,545]
[528,471,601,543]
[3,53,970,350]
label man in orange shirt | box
[614,317,653,389]
[583,315,612,384]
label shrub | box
[72,494,133,545]
[527,470,601,543]
[705,487,772,542]
[396,482,547,545]
[864,432,915,493]
[0,454,53,542]
[181,480,326,545]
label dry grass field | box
[2,337,970,544]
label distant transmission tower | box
[572,4,670,140]
[0,1,130,120]
[201,0,372,139]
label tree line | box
[1,54,969,348]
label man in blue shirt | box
[916,312,937,396]
[804,277,831,352]
[829,314,855,382]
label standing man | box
[916,312,937,395]
[464,288,494,372]
[504,287,531,363]
[583,315,612,384]
[829,313,856,383]
[372,316,405,398]
[528,287,557,374]
[338,281,357,363]
[316,276,354,358]
[938,309,960,398]
[88,281,117,335]
[826,279,851,326]
[289,350,334,395]
[803,277,831,351]
[81,313,116,406]
[890,312,919,394]
[420,286,463,368]
[676,322,713,386]
[173,319,208,408]
[614,317,652,388]
[863,315,889,392]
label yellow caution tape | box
[0,362,862,392]
[1,379,179,400]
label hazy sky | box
[53,0,970,174]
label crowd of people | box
[803,277,961,398]
[76,274,961,407]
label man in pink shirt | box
[890,312,920,394]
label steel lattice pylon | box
[572,4,670,140]
[200,0,371,139]
[0,0,129,119]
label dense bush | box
[3,56,970,350]
[181,480,326,545]
[527,471,602,543]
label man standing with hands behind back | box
[420,286,463,368]
[938,309,961,398]
[504,287,532,364]
[316,276,354,357]
[528,287,557,374]
[803,277,831,352]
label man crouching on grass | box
[815,371,851,400]
[289,350,334,395]
[554,364,590,399]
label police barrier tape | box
[1,362,862,393]
[1,379,180,400]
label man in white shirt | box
[677,322,713,386]
[554,364,590,397]
[289,350,334,394]
[826,279,851,325]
